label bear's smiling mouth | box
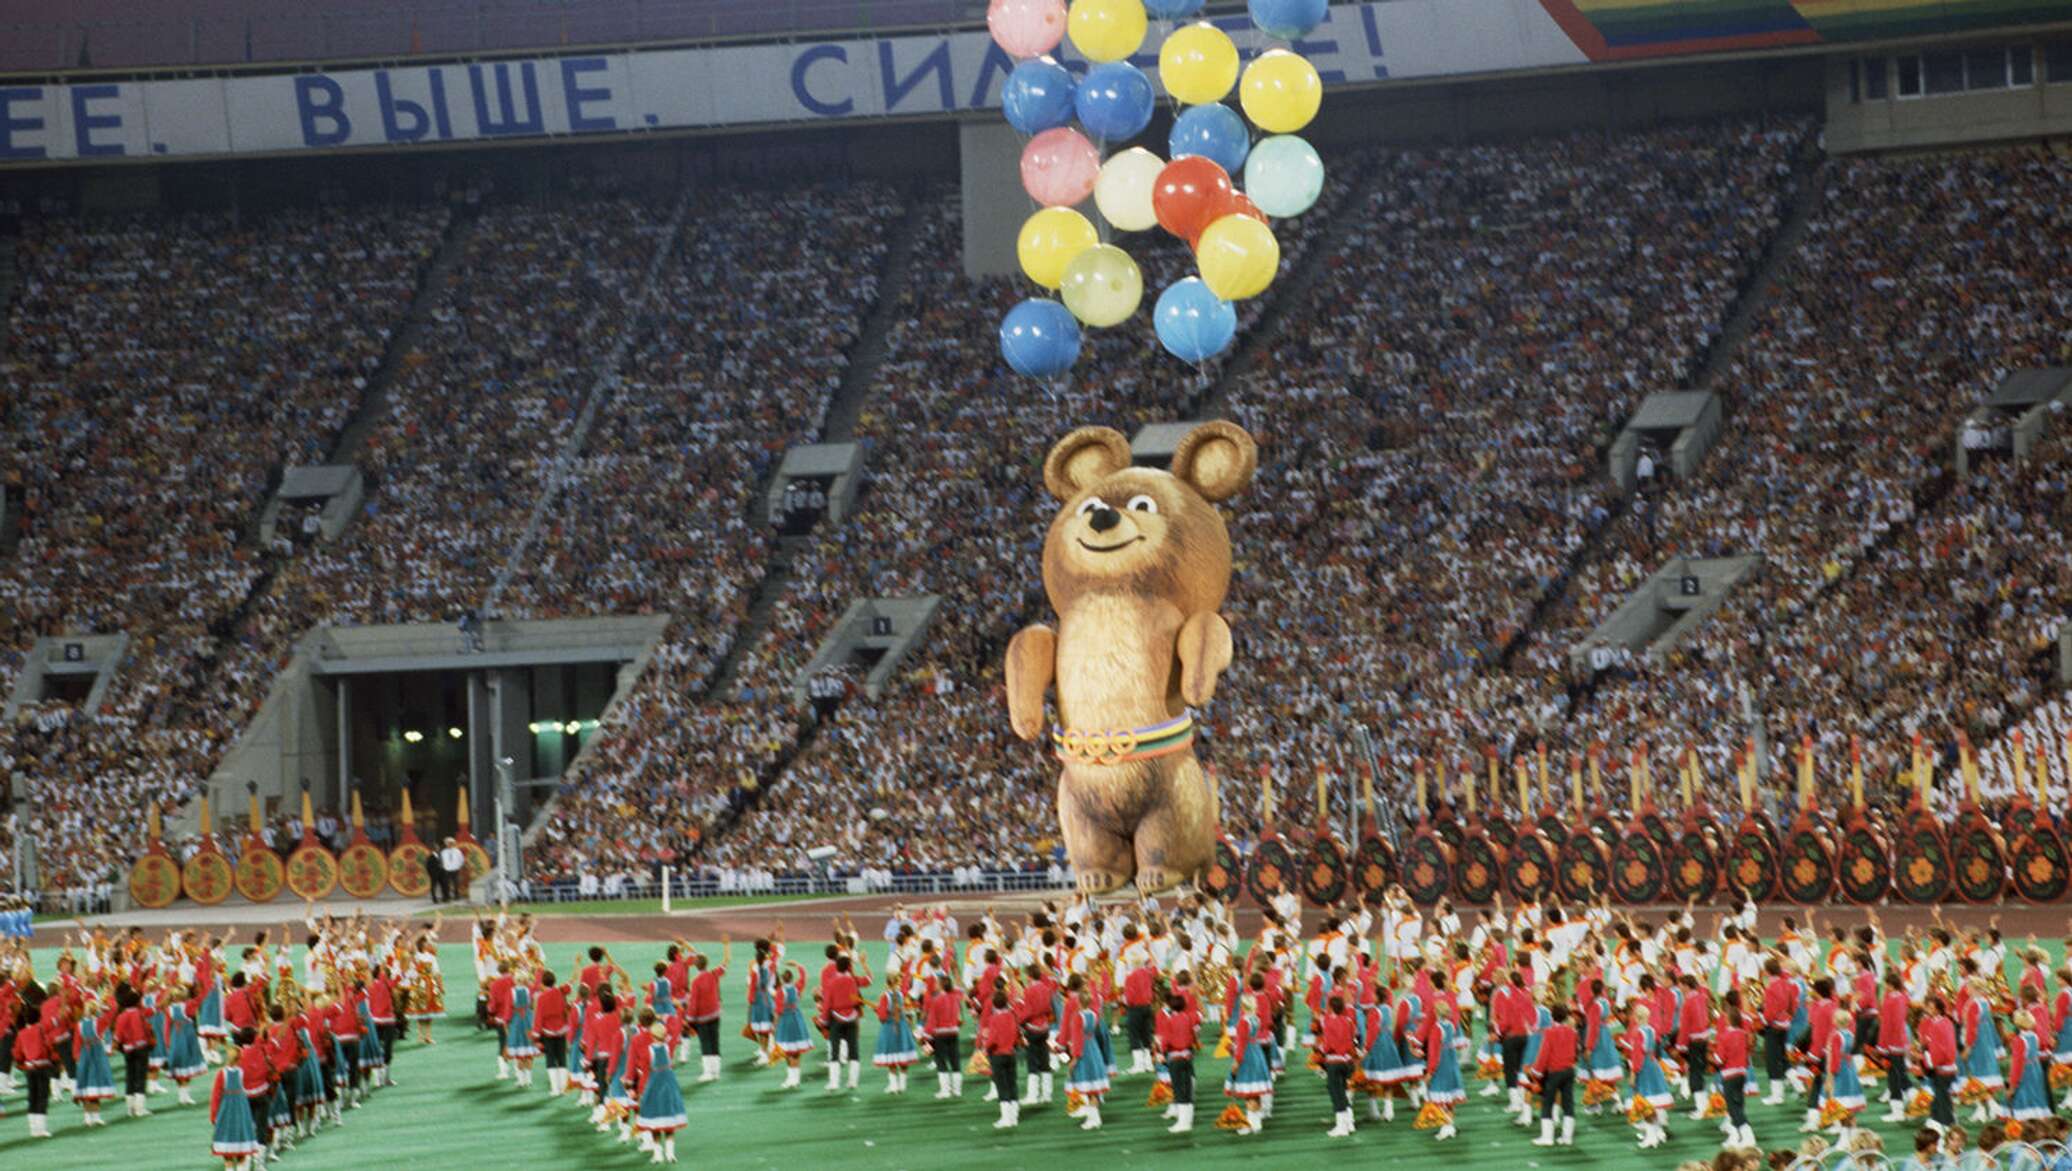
[1076,536,1144,554]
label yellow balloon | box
[1018,207,1099,290]
[1158,22,1239,105]
[1239,49,1322,134]
[1059,244,1143,327]
[1195,213,1278,301]
[1067,0,1147,64]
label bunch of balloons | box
[989,0,1333,378]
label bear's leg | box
[1057,782,1135,894]
[1132,756,1217,894]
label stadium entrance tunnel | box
[193,616,669,846]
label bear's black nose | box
[1087,506,1120,533]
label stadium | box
[1,0,2070,1167]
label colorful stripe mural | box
[1537,0,2071,60]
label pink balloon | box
[988,0,1067,58]
[1020,127,1101,208]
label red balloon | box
[1226,192,1269,226]
[1152,156,1233,246]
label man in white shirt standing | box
[439,838,467,903]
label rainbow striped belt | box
[1051,713,1194,766]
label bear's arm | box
[1004,624,1056,742]
[1175,611,1233,707]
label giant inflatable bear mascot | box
[1004,420,1257,894]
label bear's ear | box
[1043,426,1132,501]
[1171,420,1257,503]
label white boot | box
[781,1065,800,1089]
[1763,1082,1784,1106]
[1383,1097,1395,1121]
[1738,1124,1757,1148]
[1039,1072,1053,1103]
[1022,1073,1039,1104]
[935,1073,952,1099]
[1507,1086,1523,1115]
[827,1063,842,1092]
[951,1073,963,1097]
[1260,1091,1274,1119]
[1884,1098,1906,1122]
[1079,1104,1102,1131]
[700,1056,719,1083]
[994,1101,1017,1129]
[1534,1117,1556,1146]
[28,1114,50,1138]
[1558,1114,1575,1145]
[1328,1108,1354,1137]
[1689,1096,1708,1120]
[983,1078,998,1102]
[496,1057,509,1081]
[135,1092,154,1117]
[664,1137,677,1164]
[1434,1120,1456,1141]
[847,1061,860,1090]
[1167,1103,1193,1133]
[1800,1107,1820,1133]
[1481,1080,1502,1097]
[1243,1107,1263,1135]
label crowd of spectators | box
[0,206,445,889]
[5,128,2068,900]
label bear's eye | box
[1126,495,1158,515]
[1075,497,1108,517]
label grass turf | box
[0,935,2046,1169]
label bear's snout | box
[1086,506,1121,533]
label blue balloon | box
[1168,103,1250,176]
[1000,298,1082,378]
[1072,62,1155,143]
[1247,0,1329,39]
[1154,278,1237,363]
[1145,0,1205,15]
[1002,58,1076,136]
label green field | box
[413,893,846,918]
[0,935,2047,1168]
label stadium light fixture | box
[402,730,424,744]
[447,727,464,740]
[563,720,581,735]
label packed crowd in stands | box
[4,125,2069,903]
[0,206,446,892]
[1548,146,2072,792]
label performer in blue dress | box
[210,1063,261,1169]
[354,996,386,1089]
[1223,999,1275,1136]
[746,945,778,1065]
[2005,1012,2052,1122]
[505,984,539,1086]
[1625,1006,1675,1150]
[73,1012,119,1126]
[1823,1014,1867,1148]
[1360,1000,1409,1122]
[646,964,676,1021]
[871,987,919,1094]
[165,999,209,1105]
[1583,986,1624,1110]
[634,1022,687,1165]
[1065,1001,1111,1131]
[771,967,814,1089]
[1425,1014,1466,1141]
[1516,1001,1554,1127]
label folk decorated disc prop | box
[455,786,492,885]
[338,792,389,899]
[1610,829,1666,905]
[1245,836,1295,905]
[1299,832,1350,907]
[1779,826,1836,905]
[2005,803,2040,841]
[1452,831,1502,905]
[236,847,284,902]
[1665,831,1719,904]
[183,850,233,906]
[1432,814,1465,854]
[127,803,180,910]
[2010,826,2070,903]
[1484,817,1516,851]
[1588,810,1621,845]
[1725,825,1779,903]
[1557,834,1610,904]
[235,792,283,902]
[1535,811,1570,848]
[1893,824,1952,904]
[1352,833,1396,901]
[177,795,233,905]
[1836,824,1891,904]
[1949,821,2006,904]
[1503,830,1556,902]
[285,791,339,901]
[1401,830,1452,905]
[388,788,432,898]
[1203,834,1242,903]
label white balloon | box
[1094,146,1164,233]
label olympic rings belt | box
[1051,713,1194,766]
